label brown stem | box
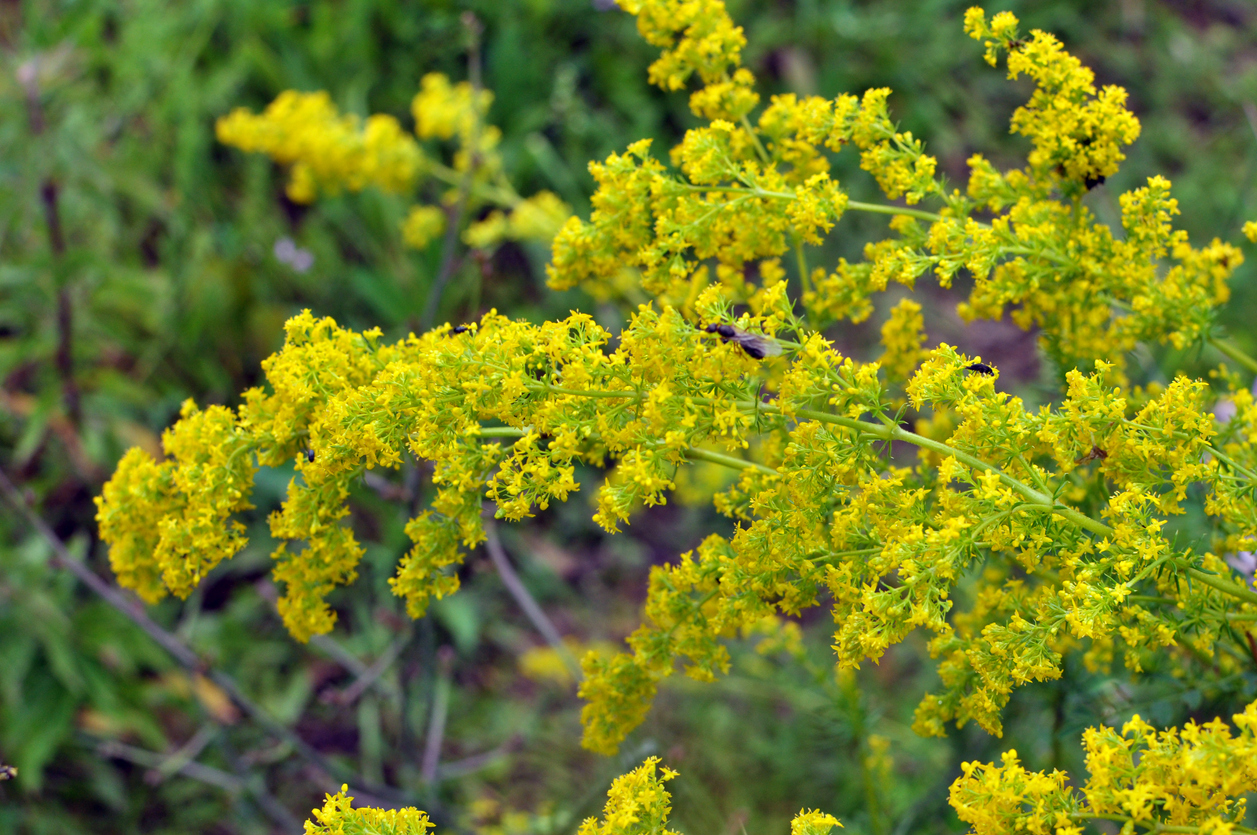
[55,283,80,426]
[421,645,454,783]
[483,515,581,680]
[25,64,79,426]
[324,627,412,707]
[98,739,243,794]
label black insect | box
[1075,445,1107,465]
[704,323,783,360]
[1084,174,1106,191]
[450,324,470,335]
[964,362,995,376]
[304,449,316,463]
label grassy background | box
[2,0,1256,832]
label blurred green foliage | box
[2,0,1256,832]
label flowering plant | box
[95,3,1257,832]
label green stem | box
[1210,336,1257,375]
[541,384,643,400]
[838,673,887,835]
[476,426,528,438]
[1185,567,1257,607]
[661,588,720,642]
[683,446,777,476]
[795,237,811,299]
[809,547,881,565]
[844,199,942,224]
[426,161,519,207]
[739,114,772,165]
[1121,418,1257,482]
[788,406,1114,539]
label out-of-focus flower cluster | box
[216,73,569,251]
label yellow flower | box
[304,785,435,835]
[402,205,446,250]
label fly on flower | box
[1075,445,1107,464]
[964,362,994,375]
[703,323,783,359]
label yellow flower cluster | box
[303,784,435,835]
[621,0,758,120]
[98,0,1257,792]
[552,3,1240,375]
[965,9,1141,189]
[878,297,926,381]
[96,400,255,604]
[216,89,426,203]
[951,700,1257,835]
[217,74,569,252]
[97,296,1257,743]
[577,757,681,835]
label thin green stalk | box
[673,183,944,224]
[844,199,942,224]
[788,406,1114,539]
[683,445,777,476]
[795,237,812,299]
[739,114,772,165]
[1185,566,1257,607]
[426,161,518,207]
[662,588,720,642]
[838,673,887,835]
[421,16,484,332]
[1211,336,1257,375]
[476,426,528,438]
[541,384,643,400]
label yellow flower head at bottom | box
[304,785,435,835]
[577,757,680,835]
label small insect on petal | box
[964,362,994,375]
[1075,445,1107,464]
[704,323,783,359]
[450,325,470,335]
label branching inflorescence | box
[97,2,1257,831]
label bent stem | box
[483,516,582,681]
